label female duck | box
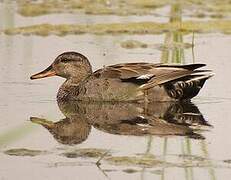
[30,52,213,102]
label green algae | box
[104,154,231,169]
[19,3,54,17]
[17,0,168,17]
[16,0,231,18]
[3,20,231,36]
[120,40,192,50]
[205,1,231,13]
[105,155,164,168]
[4,148,48,156]
[127,0,170,8]
[61,148,111,158]
[157,42,193,51]
[123,168,139,173]
[224,160,231,164]
[18,0,84,17]
[161,2,185,64]
[183,0,231,14]
[120,40,148,49]
[84,0,170,16]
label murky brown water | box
[0,1,231,180]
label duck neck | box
[57,75,90,101]
[65,77,85,86]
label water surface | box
[0,1,231,180]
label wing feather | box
[93,63,208,89]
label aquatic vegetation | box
[127,0,170,8]
[224,160,231,164]
[105,155,164,168]
[17,0,84,17]
[16,0,231,18]
[3,20,231,36]
[157,42,192,50]
[120,40,192,50]
[4,148,48,156]
[17,0,169,17]
[61,148,111,158]
[103,154,231,169]
[122,168,139,173]
[120,40,148,49]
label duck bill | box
[30,65,56,80]
[30,117,54,128]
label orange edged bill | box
[30,65,56,80]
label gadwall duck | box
[30,52,213,102]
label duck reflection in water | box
[31,100,211,145]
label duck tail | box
[166,70,214,100]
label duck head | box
[30,52,93,82]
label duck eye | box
[61,58,69,63]
[61,58,76,63]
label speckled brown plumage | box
[30,51,214,102]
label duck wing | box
[94,62,159,79]
[93,63,212,90]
